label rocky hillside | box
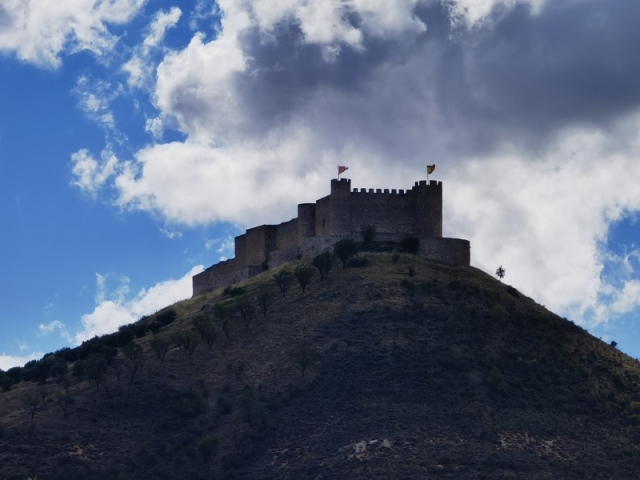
[1,253,640,480]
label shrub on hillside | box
[213,302,233,339]
[86,354,108,391]
[157,308,178,326]
[235,295,257,329]
[6,366,23,383]
[240,386,270,429]
[400,236,420,254]
[294,263,315,293]
[149,321,162,334]
[133,322,149,338]
[506,285,520,297]
[273,269,294,298]
[492,304,509,322]
[54,347,77,363]
[223,285,246,297]
[217,395,234,416]
[334,238,358,269]
[312,250,333,279]
[360,223,377,244]
[150,335,172,363]
[346,257,369,268]
[22,358,53,384]
[49,363,68,383]
[296,344,320,378]
[256,283,274,318]
[115,325,136,347]
[193,316,218,349]
[197,433,220,462]
[0,374,15,392]
[89,342,117,362]
[73,360,87,380]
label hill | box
[1,253,640,479]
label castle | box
[192,178,470,296]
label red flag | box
[338,165,349,175]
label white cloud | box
[246,0,426,47]
[112,131,334,226]
[445,0,548,27]
[0,0,146,68]
[448,119,640,325]
[72,0,640,333]
[75,266,203,344]
[73,77,124,130]
[0,353,43,371]
[38,320,73,343]
[154,30,248,142]
[122,7,182,88]
[71,148,119,197]
[145,117,164,139]
[610,281,640,316]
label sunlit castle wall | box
[192,178,470,296]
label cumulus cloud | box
[38,320,73,343]
[71,148,119,198]
[0,0,146,68]
[447,119,640,324]
[70,0,640,328]
[75,266,203,344]
[0,353,43,371]
[122,7,182,88]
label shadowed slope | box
[1,254,639,479]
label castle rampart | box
[192,178,470,296]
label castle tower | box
[329,178,352,235]
[297,203,316,242]
[413,180,442,238]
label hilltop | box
[1,253,640,479]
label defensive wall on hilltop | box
[192,178,471,296]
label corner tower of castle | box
[192,178,470,296]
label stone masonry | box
[192,178,470,296]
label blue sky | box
[2,0,640,368]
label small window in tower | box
[322,219,326,228]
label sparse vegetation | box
[193,316,219,349]
[181,330,201,358]
[213,302,234,339]
[400,235,420,253]
[86,354,108,391]
[122,342,145,385]
[150,335,172,362]
[156,307,178,326]
[360,223,377,244]
[55,391,74,418]
[256,283,274,318]
[296,344,320,378]
[496,265,506,281]
[24,394,40,420]
[334,238,359,269]
[312,250,333,279]
[235,295,257,329]
[346,256,369,268]
[198,433,220,462]
[224,285,246,297]
[273,269,294,298]
[294,263,315,293]
[2,253,640,480]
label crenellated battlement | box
[192,178,469,296]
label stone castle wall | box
[192,178,470,296]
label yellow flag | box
[427,164,436,174]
